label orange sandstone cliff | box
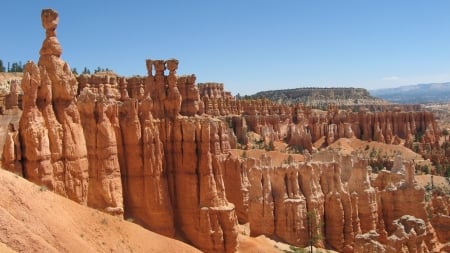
[2,8,448,253]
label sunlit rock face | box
[7,8,446,253]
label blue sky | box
[2,1,450,95]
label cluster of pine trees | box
[71,66,112,75]
[0,59,111,76]
[0,60,24,72]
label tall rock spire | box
[19,9,90,205]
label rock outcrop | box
[230,100,439,154]
[220,152,440,253]
[249,87,388,108]
[78,90,123,215]
[4,8,447,253]
[177,74,201,116]
[1,123,22,176]
[428,186,450,245]
[18,9,89,204]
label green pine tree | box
[0,60,5,72]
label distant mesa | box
[248,87,389,108]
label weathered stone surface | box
[221,156,250,223]
[17,9,89,204]
[118,96,175,236]
[348,157,380,234]
[178,74,201,116]
[385,215,430,253]
[219,152,441,253]
[246,156,276,237]
[78,90,123,215]
[199,83,237,116]
[429,191,450,243]
[320,162,354,252]
[354,231,386,253]
[7,8,447,253]
[225,98,439,152]
[244,157,328,248]
[4,80,20,110]
[1,123,22,176]
[20,62,53,188]
[374,159,428,234]
[161,117,238,253]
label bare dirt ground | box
[416,174,450,191]
[327,137,422,160]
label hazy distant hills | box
[370,83,450,104]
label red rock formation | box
[177,74,202,116]
[78,90,123,215]
[223,97,440,152]
[287,124,313,152]
[320,162,354,252]
[199,83,237,116]
[238,155,328,248]
[246,156,276,236]
[219,151,441,252]
[221,156,250,223]
[385,215,430,253]
[348,157,380,234]
[164,59,182,119]
[273,166,308,247]
[4,80,20,110]
[374,157,428,232]
[137,95,174,237]
[1,123,22,175]
[81,57,241,251]
[143,58,239,251]
[22,9,90,204]
[8,8,447,253]
[20,53,90,203]
[164,118,238,253]
[19,62,54,189]
[429,191,450,243]
[353,231,386,253]
[118,96,175,236]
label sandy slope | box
[0,169,201,253]
[416,174,450,190]
[327,137,422,160]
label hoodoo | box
[1,8,448,253]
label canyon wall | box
[18,9,89,204]
[4,9,239,253]
[2,8,447,253]
[220,152,442,252]
[236,101,438,147]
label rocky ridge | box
[1,9,449,253]
[248,87,389,109]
